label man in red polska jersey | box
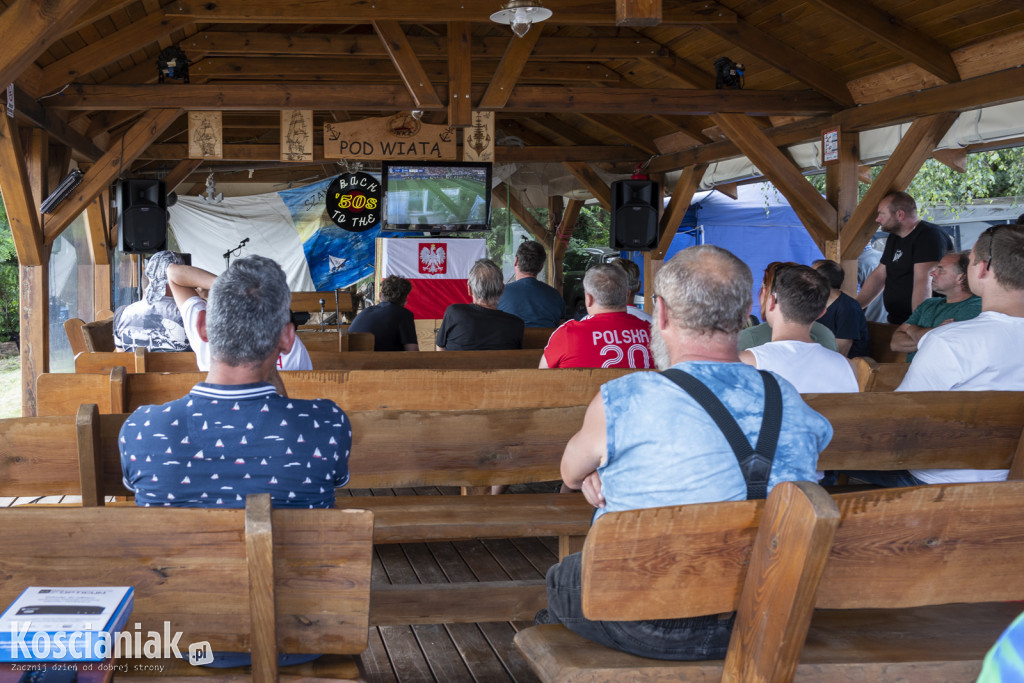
[540,263,653,369]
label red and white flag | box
[379,238,487,319]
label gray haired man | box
[435,258,524,350]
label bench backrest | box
[72,348,546,374]
[867,321,906,363]
[39,366,631,415]
[64,318,89,356]
[0,495,373,677]
[82,318,115,352]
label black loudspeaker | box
[118,179,168,253]
[611,179,659,250]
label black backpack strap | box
[661,368,783,500]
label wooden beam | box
[803,0,960,84]
[9,85,103,161]
[0,110,46,266]
[641,54,716,90]
[553,199,584,262]
[478,30,542,110]
[373,20,443,109]
[498,145,646,163]
[617,0,661,26]
[161,158,202,192]
[20,261,48,416]
[447,21,472,127]
[705,18,856,107]
[825,125,860,281]
[713,113,837,248]
[63,0,137,35]
[39,13,192,94]
[714,183,738,200]
[577,114,659,155]
[656,164,706,258]
[83,196,109,266]
[500,86,838,115]
[43,108,182,244]
[931,148,967,174]
[491,182,547,242]
[166,0,737,24]
[524,114,602,146]
[563,162,612,211]
[0,0,99,91]
[839,112,958,259]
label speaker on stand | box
[610,179,660,250]
[117,179,168,253]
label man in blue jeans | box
[536,245,832,660]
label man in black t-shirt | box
[349,275,419,351]
[436,259,524,351]
[857,191,952,324]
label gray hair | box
[468,259,504,305]
[207,255,291,366]
[654,245,752,335]
[584,263,630,308]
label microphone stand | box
[222,237,250,270]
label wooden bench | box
[39,366,625,415]
[853,357,911,392]
[0,493,373,681]
[515,480,1024,681]
[72,347,545,374]
[290,289,356,329]
[867,320,907,363]
[9,390,1024,626]
[414,318,554,350]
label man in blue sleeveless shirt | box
[536,245,832,661]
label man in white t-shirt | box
[846,224,1024,487]
[167,263,312,374]
[740,263,858,393]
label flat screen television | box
[381,161,492,233]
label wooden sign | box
[463,111,494,162]
[281,110,313,162]
[324,113,456,161]
[822,127,840,165]
[189,111,222,159]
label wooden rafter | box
[563,162,612,211]
[373,21,443,109]
[931,148,967,174]
[165,1,737,25]
[0,110,46,265]
[577,114,659,155]
[804,0,960,84]
[524,114,602,146]
[64,0,137,36]
[705,18,855,107]
[39,13,192,95]
[8,86,103,161]
[839,112,958,259]
[656,164,707,259]
[162,159,202,192]
[43,108,182,244]
[0,0,99,91]
[713,113,837,247]
[447,21,472,126]
[478,29,542,110]
[491,182,546,243]
[617,0,662,27]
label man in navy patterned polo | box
[119,255,350,508]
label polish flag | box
[379,238,487,319]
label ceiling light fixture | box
[490,0,552,38]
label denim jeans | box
[537,552,735,661]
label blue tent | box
[627,182,824,319]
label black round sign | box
[325,172,381,232]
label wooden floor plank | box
[425,541,478,583]
[412,623,475,683]
[453,539,515,582]
[446,623,516,683]
[359,627,399,683]
[378,625,435,682]
[509,537,560,576]
[479,621,541,683]
[482,538,547,581]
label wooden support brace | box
[479,29,542,110]
[491,182,547,243]
[656,164,707,259]
[0,109,46,265]
[373,20,443,109]
[839,112,958,260]
[43,108,182,244]
[245,494,279,683]
[563,162,611,211]
[162,158,202,193]
[713,113,837,248]
[553,199,583,261]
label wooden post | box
[84,195,112,317]
[19,260,49,416]
[546,194,563,289]
[825,124,860,296]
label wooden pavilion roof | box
[4,0,1024,265]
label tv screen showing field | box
[385,165,489,228]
